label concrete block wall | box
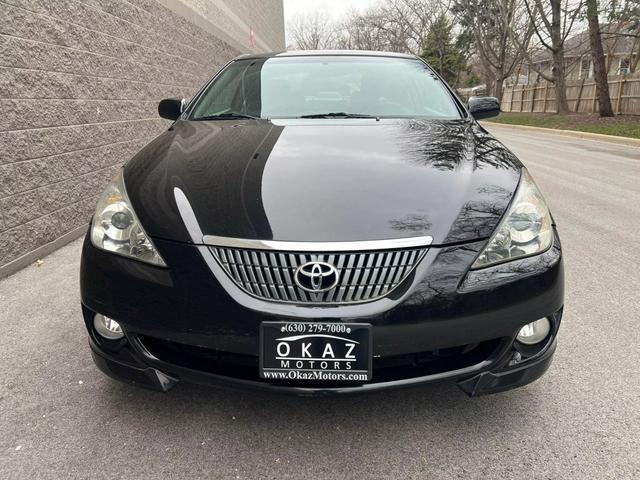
[0,0,285,277]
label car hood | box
[124,118,522,245]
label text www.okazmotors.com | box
[263,370,368,381]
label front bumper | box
[88,327,558,396]
[80,228,564,396]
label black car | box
[80,51,564,396]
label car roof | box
[234,50,419,61]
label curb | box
[0,224,86,280]
[481,121,640,148]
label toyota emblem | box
[294,261,339,292]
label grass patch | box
[485,112,640,139]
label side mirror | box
[158,98,185,121]
[468,96,500,120]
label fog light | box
[516,318,550,345]
[93,313,124,340]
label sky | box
[283,0,379,23]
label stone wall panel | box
[0,0,283,271]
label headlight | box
[472,169,552,268]
[90,170,166,266]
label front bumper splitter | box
[89,335,556,397]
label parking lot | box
[1,125,639,479]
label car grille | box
[209,247,428,304]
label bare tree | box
[455,0,535,100]
[335,0,454,55]
[383,0,453,54]
[287,11,340,50]
[338,5,414,52]
[587,0,614,115]
[521,0,585,114]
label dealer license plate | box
[260,322,372,382]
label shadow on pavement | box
[100,376,534,440]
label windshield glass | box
[189,56,462,120]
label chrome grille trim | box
[209,245,428,304]
[202,235,433,251]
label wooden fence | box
[501,72,640,115]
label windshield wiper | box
[299,112,379,120]
[193,112,261,120]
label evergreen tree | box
[420,15,466,86]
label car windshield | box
[189,55,462,120]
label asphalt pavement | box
[1,125,639,479]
